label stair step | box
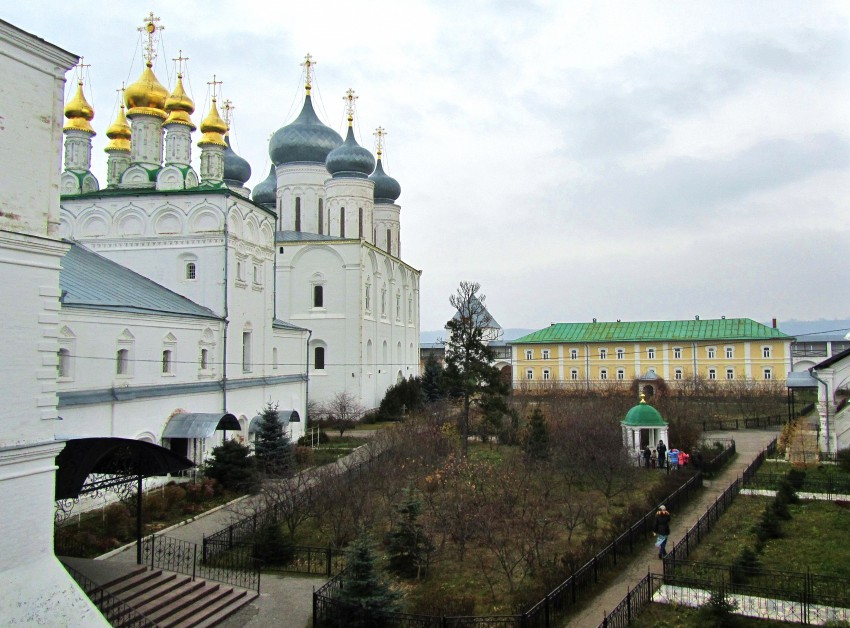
[160,586,249,628]
[188,592,257,628]
[106,568,169,596]
[132,576,205,615]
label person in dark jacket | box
[653,504,671,558]
[657,440,667,469]
[643,446,651,468]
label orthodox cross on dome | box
[373,126,387,158]
[222,99,234,129]
[138,12,164,66]
[173,50,189,77]
[301,53,315,94]
[74,57,91,83]
[343,88,358,125]
[208,75,223,101]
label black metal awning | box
[161,413,241,439]
[55,437,194,500]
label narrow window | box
[763,346,771,359]
[647,348,656,359]
[617,348,624,360]
[58,348,71,378]
[570,349,578,360]
[570,369,578,380]
[387,228,392,256]
[314,285,324,308]
[395,292,401,319]
[725,347,733,359]
[200,348,209,369]
[542,349,550,360]
[272,347,278,370]
[242,331,252,372]
[526,369,533,380]
[600,348,607,360]
[359,208,363,238]
[315,346,325,370]
[253,265,260,284]
[543,369,551,380]
[318,199,324,235]
[708,368,717,380]
[162,350,172,374]
[186,262,196,280]
[294,197,301,232]
[673,347,682,359]
[365,283,371,311]
[340,207,345,237]
[726,368,734,380]
[763,368,772,380]
[600,369,608,380]
[116,349,129,375]
[674,369,683,380]
[617,369,625,380]
[525,349,533,360]
[707,347,716,359]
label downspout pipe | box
[222,199,231,416]
[305,329,312,430]
[810,368,831,454]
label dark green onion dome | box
[622,396,667,427]
[252,164,276,209]
[369,157,401,203]
[326,126,376,179]
[223,135,252,186]
[269,95,343,166]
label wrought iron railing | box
[141,534,259,592]
[598,573,663,628]
[744,473,850,497]
[63,562,157,628]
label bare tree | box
[321,391,365,423]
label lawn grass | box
[683,496,850,578]
[757,460,850,482]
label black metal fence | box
[702,414,785,432]
[744,473,850,497]
[699,438,736,477]
[314,471,707,628]
[598,573,663,628]
[141,534,259,592]
[63,562,157,628]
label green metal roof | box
[622,400,667,427]
[512,318,792,344]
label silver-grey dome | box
[223,135,252,186]
[269,95,343,166]
[325,126,375,179]
[252,164,276,209]
[369,157,401,203]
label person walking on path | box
[653,504,671,559]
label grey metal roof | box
[162,413,241,438]
[450,295,502,330]
[786,371,819,388]
[248,410,300,434]
[276,230,347,243]
[273,318,309,331]
[60,242,220,320]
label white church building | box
[54,16,421,461]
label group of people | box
[641,440,693,470]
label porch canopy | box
[162,412,240,439]
[786,371,819,388]
[55,437,194,500]
[248,410,301,434]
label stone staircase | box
[61,558,256,627]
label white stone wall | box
[276,164,330,233]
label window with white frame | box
[161,350,173,374]
[542,349,550,360]
[396,291,401,321]
[673,347,682,359]
[381,287,387,317]
[570,369,579,380]
[58,348,72,378]
[616,369,625,380]
[272,347,278,370]
[707,347,716,359]
[253,264,262,285]
[313,284,324,308]
[763,368,772,380]
[570,348,578,360]
[674,368,683,380]
[242,329,253,372]
[725,346,734,359]
[647,347,656,360]
[617,348,624,360]
[116,349,130,375]
[762,346,771,359]
[200,348,209,370]
[186,261,197,280]
[525,349,533,360]
[600,348,607,360]
[314,346,325,370]
[600,368,608,380]
[726,368,734,380]
[543,369,551,380]
[365,280,371,312]
[708,368,717,380]
[58,326,75,380]
[526,369,533,380]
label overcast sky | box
[7,1,850,332]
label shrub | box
[696,588,740,627]
[376,376,424,421]
[837,448,850,474]
[253,522,294,566]
[753,506,782,546]
[103,503,133,539]
[730,547,760,585]
[776,478,799,506]
[205,439,259,493]
[297,430,330,446]
[787,468,806,489]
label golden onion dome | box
[198,97,227,147]
[124,62,168,118]
[63,81,95,134]
[104,104,132,152]
[164,73,196,129]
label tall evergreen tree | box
[254,401,293,476]
[443,281,508,456]
[205,439,259,493]
[386,490,435,579]
[421,353,444,403]
[337,531,401,625]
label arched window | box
[340,207,345,237]
[314,346,325,370]
[294,197,301,232]
[242,330,252,372]
[162,350,172,374]
[116,349,129,375]
[314,285,324,308]
[318,198,324,235]
[186,262,196,280]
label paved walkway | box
[568,428,779,628]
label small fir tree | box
[205,439,259,493]
[337,531,401,623]
[386,490,435,579]
[254,401,293,476]
[524,407,550,461]
[253,521,294,566]
[421,353,444,403]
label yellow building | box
[510,318,793,390]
